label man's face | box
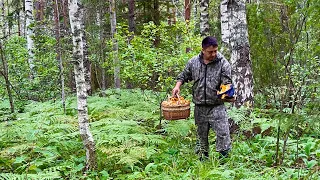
[202,45,218,61]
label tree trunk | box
[1,0,8,37]
[68,0,97,171]
[17,10,21,36]
[184,0,191,21]
[62,0,69,31]
[221,0,254,108]
[128,0,135,36]
[200,0,209,36]
[0,42,14,113]
[25,0,35,79]
[153,0,160,47]
[97,10,106,95]
[19,2,25,36]
[193,0,199,31]
[82,35,92,96]
[53,0,66,113]
[109,0,120,89]
[35,0,44,21]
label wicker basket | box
[161,101,190,120]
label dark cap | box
[202,36,218,48]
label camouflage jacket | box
[177,52,232,105]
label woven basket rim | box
[161,106,190,111]
[161,101,190,108]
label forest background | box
[0,0,319,179]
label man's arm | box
[172,60,193,97]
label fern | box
[0,172,61,180]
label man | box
[172,36,232,161]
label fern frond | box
[0,172,61,180]
[0,143,35,157]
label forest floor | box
[0,89,319,179]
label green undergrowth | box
[0,89,319,179]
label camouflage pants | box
[194,104,231,155]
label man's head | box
[201,36,218,61]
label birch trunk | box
[25,0,35,79]
[54,0,66,113]
[1,0,8,37]
[221,0,254,108]
[82,34,92,96]
[193,0,199,31]
[109,0,120,89]
[200,0,209,36]
[68,0,96,170]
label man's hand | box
[172,81,183,97]
[172,87,180,97]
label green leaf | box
[306,160,317,169]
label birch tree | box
[200,0,209,36]
[68,0,96,170]
[109,0,120,89]
[82,33,92,95]
[25,0,35,78]
[221,0,254,107]
[1,0,8,36]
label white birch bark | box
[200,0,209,36]
[25,0,35,78]
[221,0,254,107]
[19,6,25,36]
[1,0,8,37]
[82,34,92,95]
[193,0,199,30]
[68,0,96,170]
[109,0,120,89]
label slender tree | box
[96,8,107,96]
[68,0,97,170]
[0,42,14,113]
[128,0,135,35]
[221,0,254,107]
[200,0,209,36]
[193,0,199,31]
[184,0,191,21]
[1,0,8,36]
[82,33,92,96]
[25,0,35,79]
[35,0,44,21]
[109,0,120,89]
[53,0,66,113]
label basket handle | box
[167,94,182,105]
[177,95,181,105]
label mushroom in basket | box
[161,96,190,120]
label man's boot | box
[219,149,229,159]
[199,152,209,161]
